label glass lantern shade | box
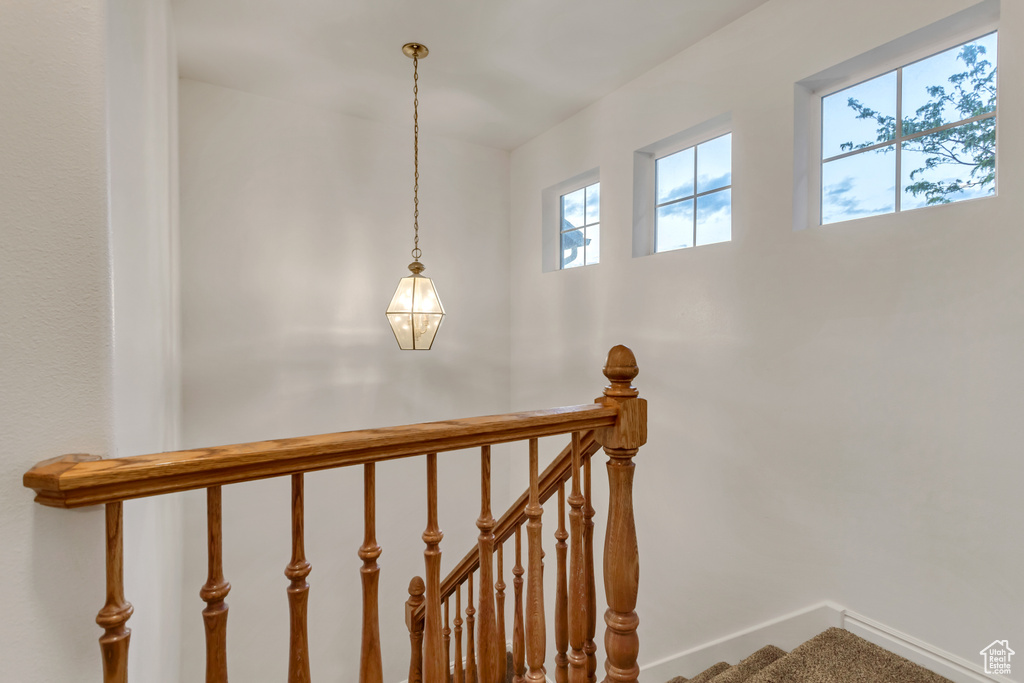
[385,272,445,350]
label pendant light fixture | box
[386,42,445,350]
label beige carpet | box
[666,628,954,683]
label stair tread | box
[745,628,954,683]
[709,645,788,683]
[686,661,731,683]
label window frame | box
[541,168,600,273]
[559,181,600,269]
[632,113,732,257]
[818,31,997,224]
[653,132,733,253]
[794,2,999,230]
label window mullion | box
[692,143,698,247]
[896,66,903,213]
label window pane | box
[585,224,600,265]
[656,147,695,204]
[697,134,732,194]
[822,146,896,224]
[655,200,694,252]
[696,189,731,246]
[903,33,997,135]
[901,119,996,210]
[561,188,585,229]
[585,182,600,224]
[822,71,897,159]
[561,228,586,268]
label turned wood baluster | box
[466,572,477,683]
[423,453,446,683]
[511,527,526,683]
[200,486,230,683]
[495,543,507,680]
[406,577,426,683]
[359,464,383,683]
[454,585,464,683]
[476,445,500,683]
[583,453,597,683]
[97,501,133,683]
[554,482,569,683]
[595,346,647,683]
[525,438,546,683]
[286,474,312,683]
[567,432,587,683]
[444,598,452,683]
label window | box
[559,181,600,268]
[632,115,732,257]
[654,133,732,251]
[820,32,997,224]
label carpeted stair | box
[665,628,953,683]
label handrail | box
[412,429,603,624]
[23,404,617,509]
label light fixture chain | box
[412,54,421,262]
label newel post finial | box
[603,345,639,399]
[595,345,646,683]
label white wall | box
[509,0,1023,671]
[0,2,115,680]
[1,1,182,680]
[107,0,183,681]
[177,79,511,682]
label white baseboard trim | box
[839,609,1019,683]
[638,602,1017,683]
[639,602,844,681]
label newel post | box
[406,577,426,683]
[594,346,646,683]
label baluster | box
[359,464,383,683]
[454,585,464,683]
[423,453,446,683]
[595,346,647,683]
[200,486,230,683]
[495,543,507,682]
[583,453,597,683]
[444,597,452,683]
[567,432,587,683]
[554,482,569,683]
[466,572,477,683]
[96,501,133,683]
[406,577,426,683]
[476,446,499,683]
[525,438,546,683]
[286,474,312,683]
[511,527,525,683]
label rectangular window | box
[821,32,997,225]
[560,181,600,268]
[655,133,732,252]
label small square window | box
[819,32,997,224]
[654,133,732,252]
[560,182,600,268]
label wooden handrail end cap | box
[23,454,103,507]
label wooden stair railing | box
[407,432,601,683]
[22,345,645,683]
[406,345,647,683]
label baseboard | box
[839,609,1019,683]
[639,602,1017,683]
[639,602,844,681]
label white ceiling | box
[172,0,769,150]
